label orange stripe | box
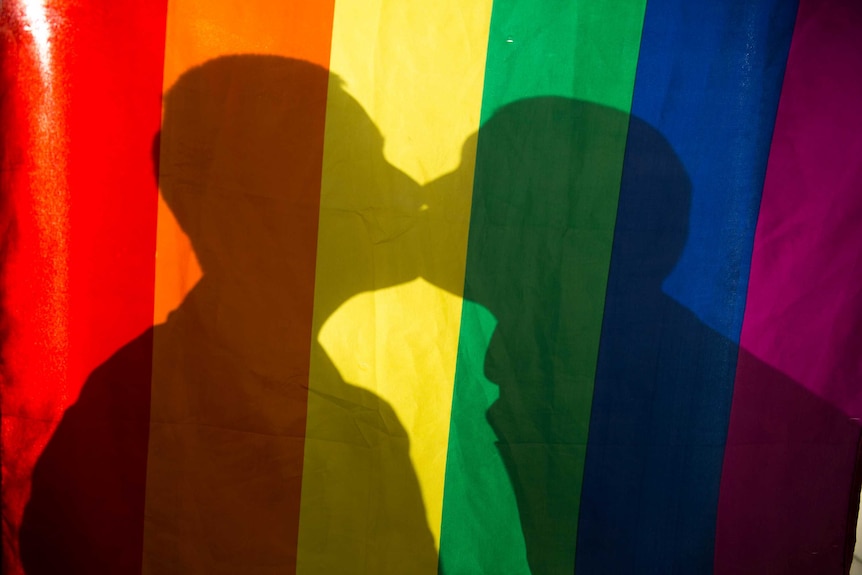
[145,2,335,572]
[154,0,336,322]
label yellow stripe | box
[298,1,492,572]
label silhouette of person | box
[428,97,862,574]
[19,59,862,575]
[21,56,437,574]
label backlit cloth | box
[2,1,861,573]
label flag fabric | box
[2,0,861,573]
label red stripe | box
[3,0,168,572]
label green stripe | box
[438,2,646,573]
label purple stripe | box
[717,1,862,572]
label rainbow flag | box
[3,0,861,573]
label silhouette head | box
[466,97,690,299]
[455,96,691,572]
[469,96,692,436]
[155,55,427,312]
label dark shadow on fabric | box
[715,349,862,575]
[20,56,436,574]
[437,98,862,574]
[19,65,862,575]
[577,105,862,575]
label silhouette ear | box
[151,131,161,183]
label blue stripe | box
[576,1,797,572]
